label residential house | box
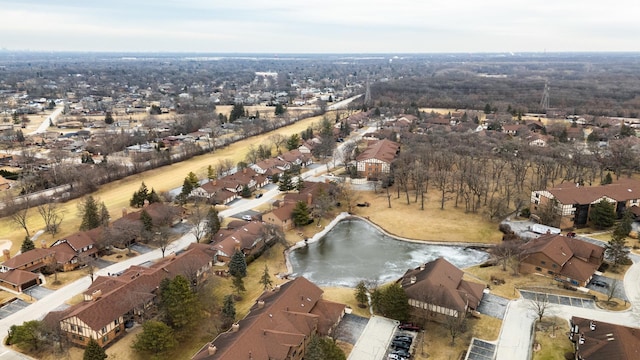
[43,243,216,348]
[191,180,238,205]
[50,228,101,271]
[0,248,56,293]
[398,257,485,320]
[356,139,401,179]
[570,317,640,360]
[210,221,269,263]
[298,138,321,154]
[262,203,297,231]
[531,178,640,229]
[250,157,289,176]
[262,181,334,231]
[519,233,604,287]
[191,276,345,360]
[279,149,313,168]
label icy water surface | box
[288,218,489,287]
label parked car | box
[393,335,412,343]
[592,279,609,288]
[391,348,411,358]
[398,323,421,331]
[242,214,253,221]
[391,340,411,350]
[388,354,408,360]
[566,232,576,238]
[255,193,263,198]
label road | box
[0,122,377,359]
[495,256,640,360]
[28,105,64,135]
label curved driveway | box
[495,257,640,360]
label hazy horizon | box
[2,0,639,53]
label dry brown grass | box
[466,265,564,300]
[0,290,16,305]
[351,190,503,244]
[43,268,90,290]
[532,316,573,360]
[413,315,501,360]
[321,287,371,318]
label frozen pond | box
[288,218,490,287]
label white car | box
[242,215,252,221]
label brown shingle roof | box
[356,139,400,164]
[547,178,640,205]
[2,248,55,271]
[399,257,485,312]
[572,316,640,360]
[192,277,344,360]
[0,269,39,286]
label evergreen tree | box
[286,134,300,150]
[228,250,247,278]
[259,264,273,290]
[292,201,311,227]
[140,210,154,232]
[305,335,346,360]
[372,283,409,321]
[158,276,200,331]
[206,207,221,239]
[133,320,177,356]
[99,202,110,227]
[241,184,251,198]
[20,236,35,253]
[274,103,286,116]
[590,199,616,229]
[229,103,245,121]
[79,196,101,231]
[602,172,613,185]
[606,231,630,269]
[104,112,114,125]
[130,182,150,207]
[148,188,161,204]
[232,275,246,297]
[8,320,45,351]
[279,171,293,192]
[614,210,633,239]
[15,129,25,143]
[221,295,236,323]
[83,338,107,360]
[186,171,199,188]
[207,165,215,180]
[354,281,368,307]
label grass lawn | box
[351,189,503,244]
[532,317,573,360]
[413,315,501,360]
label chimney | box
[274,285,281,292]
[307,192,313,206]
[213,179,217,185]
[243,168,247,174]
[122,207,128,218]
[92,289,102,301]
[207,344,217,356]
[3,249,10,261]
[410,276,417,284]
[143,199,149,208]
[419,264,425,271]
[41,240,47,249]
[231,323,239,332]
[257,300,265,309]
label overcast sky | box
[2,0,639,53]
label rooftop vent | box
[590,321,596,331]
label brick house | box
[519,234,604,287]
[531,178,640,229]
[398,257,485,320]
[191,277,345,360]
[210,221,270,263]
[43,243,216,348]
[356,139,400,180]
[50,228,101,271]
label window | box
[114,319,119,325]
[552,264,557,268]
[71,325,78,332]
[103,335,108,343]
[547,271,554,275]
[535,267,542,271]
[79,336,84,341]
[101,327,106,334]
[540,261,546,265]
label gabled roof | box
[2,248,55,271]
[192,277,344,360]
[572,316,640,360]
[544,178,640,205]
[399,257,485,312]
[520,234,604,283]
[356,139,400,164]
[212,221,265,256]
[49,243,215,332]
[266,203,296,223]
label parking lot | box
[335,314,369,344]
[477,293,509,319]
[465,338,497,360]
[586,275,627,300]
[0,298,29,320]
[520,290,595,308]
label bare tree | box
[37,203,64,236]
[188,202,208,243]
[9,197,31,238]
[528,294,551,324]
[100,218,142,255]
[269,133,287,154]
[607,279,620,303]
[444,312,467,346]
[154,226,172,258]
